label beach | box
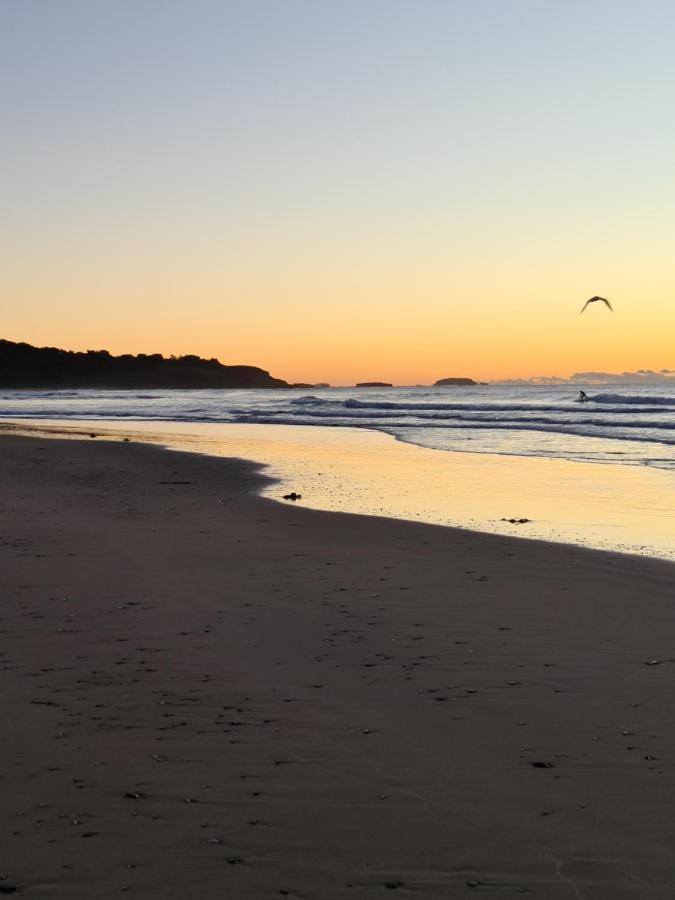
[5,419,674,561]
[1,433,674,898]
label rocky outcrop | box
[0,339,289,389]
[433,377,477,386]
[355,381,393,388]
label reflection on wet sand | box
[3,420,674,561]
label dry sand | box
[1,434,674,898]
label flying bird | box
[580,296,613,314]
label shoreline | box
[2,418,674,562]
[1,432,674,897]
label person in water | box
[578,390,588,402]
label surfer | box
[577,390,588,403]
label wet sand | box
[5,419,674,561]
[1,433,674,898]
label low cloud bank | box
[496,369,675,385]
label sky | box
[2,0,674,385]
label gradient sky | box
[2,0,674,384]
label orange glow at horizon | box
[5,225,674,384]
[3,1,675,385]
[5,280,673,386]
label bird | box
[580,296,613,314]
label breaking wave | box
[1,383,673,469]
[591,393,675,406]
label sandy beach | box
[5,420,674,561]
[1,433,674,899]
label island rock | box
[433,377,477,386]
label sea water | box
[2,383,674,560]
[1,383,674,470]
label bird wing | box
[580,296,613,313]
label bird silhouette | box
[580,296,613,314]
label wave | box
[1,385,673,469]
[4,406,672,434]
[0,390,83,399]
[233,406,675,430]
[289,395,325,406]
[344,398,670,415]
[592,393,675,406]
[381,421,675,447]
[227,413,675,444]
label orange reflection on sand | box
[7,420,674,562]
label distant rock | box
[290,382,331,389]
[355,381,393,388]
[433,377,477,386]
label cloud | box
[570,370,675,384]
[496,370,675,385]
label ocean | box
[2,382,674,471]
